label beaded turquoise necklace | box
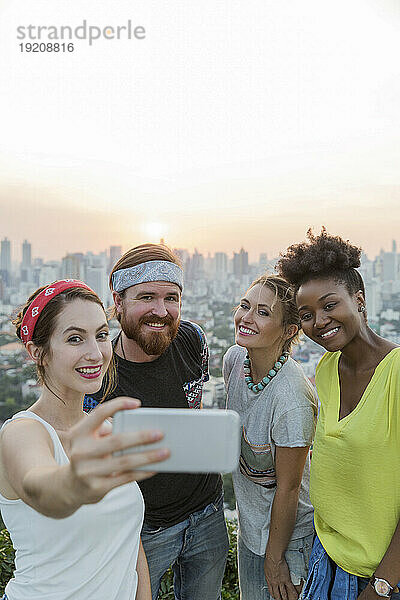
[244,352,289,393]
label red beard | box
[120,312,180,356]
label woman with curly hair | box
[223,274,317,600]
[277,230,400,600]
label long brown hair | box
[13,286,116,401]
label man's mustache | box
[139,315,175,326]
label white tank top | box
[0,411,145,600]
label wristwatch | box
[369,576,394,597]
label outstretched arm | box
[264,445,310,600]
[0,397,169,518]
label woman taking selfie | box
[0,280,169,600]
[277,230,400,600]
[223,274,317,600]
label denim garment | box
[238,533,314,600]
[301,535,400,600]
[141,494,229,600]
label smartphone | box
[113,407,241,473]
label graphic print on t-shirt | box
[183,321,210,408]
[239,427,276,488]
[183,376,204,409]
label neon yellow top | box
[311,347,400,577]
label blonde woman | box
[223,274,317,600]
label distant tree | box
[0,334,17,347]
[213,325,234,341]
[0,398,17,421]
[0,372,37,420]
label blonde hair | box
[247,274,301,354]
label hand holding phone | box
[113,408,240,473]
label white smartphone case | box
[113,408,241,473]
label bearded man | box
[85,243,228,600]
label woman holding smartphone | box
[223,274,317,600]
[277,230,400,600]
[0,280,169,600]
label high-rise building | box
[364,279,382,321]
[1,238,11,273]
[359,252,374,282]
[61,253,83,279]
[38,262,60,287]
[22,240,31,267]
[86,265,109,307]
[259,253,268,271]
[382,251,398,282]
[20,239,32,282]
[0,238,11,285]
[109,245,122,271]
[188,249,205,282]
[85,252,111,307]
[215,252,228,279]
[233,248,249,277]
[204,253,214,277]
[174,248,189,263]
[174,249,190,277]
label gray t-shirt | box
[223,344,317,555]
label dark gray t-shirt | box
[223,344,317,555]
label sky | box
[0,0,400,262]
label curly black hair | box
[276,228,365,296]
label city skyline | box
[1,234,399,350]
[1,234,399,266]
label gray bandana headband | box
[112,260,184,292]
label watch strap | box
[369,575,394,597]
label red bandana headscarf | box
[20,280,95,345]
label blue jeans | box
[238,532,314,600]
[301,534,400,599]
[141,494,229,600]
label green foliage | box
[159,568,174,599]
[0,529,15,595]
[212,325,235,342]
[221,519,239,600]
[0,520,239,598]
[0,370,37,421]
